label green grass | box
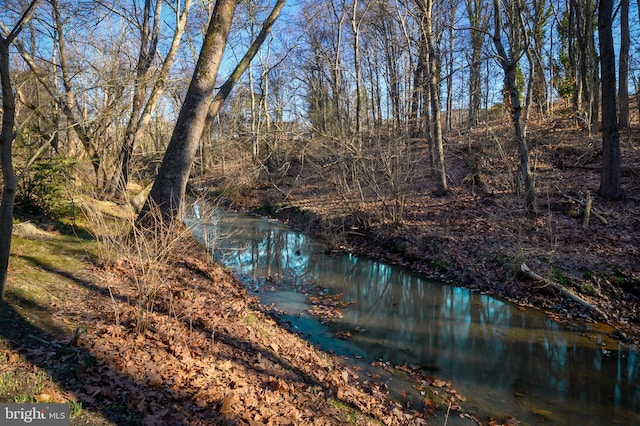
[0,363,49,403]
[328,399,382,425]
[552,268,568,286]
[69,401,83,417]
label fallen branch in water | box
[520,263,608,320]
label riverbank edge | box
[3,216,485,425]
[221,195,640,348]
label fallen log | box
[520,263,609,320]
[557,189,608,225]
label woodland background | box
[1,0,639,326]
[0,1,639,424]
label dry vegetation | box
[1,107,638,426]
[209,106,640,342]
[1,199,476,425]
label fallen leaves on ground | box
[42,244,446,425]
[228,115,640,343]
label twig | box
[444,400,451,426]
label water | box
[187,211,640,425]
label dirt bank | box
[205,116,640,345]
[2,221,479,425]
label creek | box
[187,210,640,425]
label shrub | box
[16,157,77,219]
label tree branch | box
[5,0,41,43]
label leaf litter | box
[3,230,478,425]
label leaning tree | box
[138,0,286,224]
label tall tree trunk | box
[114,0,160,197]
[568,0,581,111]
[425,1,447,195]
[0,0,40,301]
[383,23,402,130]
[464,0,488,131]
[598,0,621,200]
[571,0,598,132]
[588,2,599,135]
[416,0,447,195]
[141,0,286,223]
[618,0,629,129]
[492,0,537,215]
[444,0,457,131]
[139,0,238,223]
[351,0,362,138]
[0,39,17,302]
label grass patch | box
[0,365,49,403]
[7,234,96,337]
[3,223,137,424]
[243,311,273,339]
[552,268,568,286]
[328,399,381,425]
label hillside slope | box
[208,111,640,342]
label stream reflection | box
[189,212,640,425]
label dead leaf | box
[218,393,235,414]
[432,379,447,388]
[83,385,102,396]
[147,371,163,387]
[35,392,53,403]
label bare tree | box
[140,0,286,223]
[521,1,552,133]
[525,0,552,116]
[598,0,621,200]
[110,0,193,198]
[6,0,104,184]
[0,0,40,299]
[204,0,286,147]
[570,0,598,132]
[492,0,537,215]
[618,0,629,129]
[464,0,489,130]
[443,0,457,131]
[415,0,447,195]
[349,0,372,138]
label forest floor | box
[1,109,639,426]
[1,218,479,425]
[211,109,640,345]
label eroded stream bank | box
[187,210,640,425]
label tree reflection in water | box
[188,212,640,425]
